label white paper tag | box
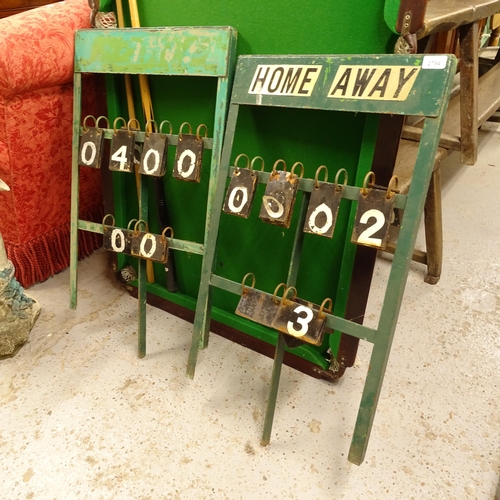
[422,55,448,70]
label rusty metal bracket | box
[395,11,418,54]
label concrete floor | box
[1,124,499,499]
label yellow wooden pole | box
[128,0,155,130]
[116,0,155,283]
[115,1,136,122]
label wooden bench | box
[402,0,500,165]
[387,141,450,284]
[385,1,500,284]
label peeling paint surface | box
[75,28,234,77]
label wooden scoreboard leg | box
[199,77,232,350]
[137,172,148,358]
[186,100,238,379]
[70,73,83,310]
[261,332,287,445]
[348,118,442,465]
[261,193,309,445]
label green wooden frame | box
[186,53,457,465]
[70,27,237,358]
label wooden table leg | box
[423,168,443,284]
[459,21,479,166]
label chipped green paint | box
[75,27,235,77]
[70,27,237,360]
[187,52,457,466]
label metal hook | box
[159,120,173,135]
[161,226,174,243]
[234,153,250,173]
[82,115,97,133]
[319,297,333,319]
[102,213,115,227]
[113,117,126,135]
[271,159,287,174]
[361,171,376,196]
[178,122,193,139]
[314,165,328,189]
[386,175,399,199]
[133,219,147,236]
[272,282,287,305]
[291,162,305,179]
[334,168,348,192]
[95,115,110,130]
[196,124,208,140]
[127,219,138,231]
[280,286,298,305]
[145,119,158,137]
[127,118,141,135]
[250,156,265,172]
[241,272,256,294]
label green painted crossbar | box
[186,53,457,465]
[70,27,237,358]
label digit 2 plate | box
[351,189,395,250]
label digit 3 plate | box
[272,292,329,347]
[280,297,322,349]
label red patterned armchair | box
[0,0,103,287]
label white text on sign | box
[328,65,421,101]
[249,65,322,97]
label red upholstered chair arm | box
[0,0,104,287]
[0,0,91,100]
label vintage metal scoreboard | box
[88,0,399,379]
[70,1,456,465]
